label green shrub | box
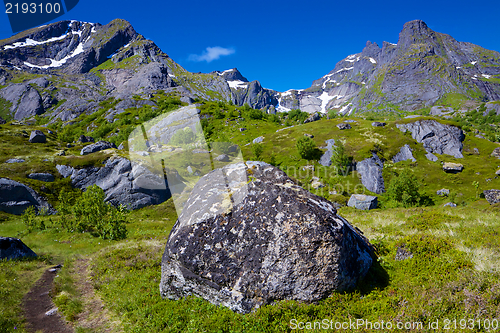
[21,206,44,232]
[59,185,128,240]
[288,109,309,123]
[169,127,197,145]
[246,109,264,120]
[330,141,353,175]
[386,169,430,207]
[268,114,280,123]
[252,143,263,160]
[296,136,316,160]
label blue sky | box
[1,0,500,92]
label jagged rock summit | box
[160,161,374,314]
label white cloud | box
[188,46,235,62]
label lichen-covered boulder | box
[160,161,374,313]
[484,190,500,205]
[0,237,37,260]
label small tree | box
[252,143,263,160]
[330,141,352,175]
[386,169,422,207]
[296,136,316,160]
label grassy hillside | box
[1,98,500,332]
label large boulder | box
[303,113,321,123]
[337,123,351,130]
[356,153,385,194]
[442,162,463,173]
[484,190,500,205]
[491,147,500,159]
[28,173,55,182]
[392,144,416,163]
[319,139,336,167]
[396,120,464,158]
[29,130,46,143]
[160,161,374,314]
[57,157,170,210]
[80,141,117,155]
[0,178,53,215]
[347,194,378,210]
[0,237,37,260]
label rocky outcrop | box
[304,113,321,123]
[337,123,351,130]
[0,178,53,215]
[80,141,117,155]
[0,83,45,120]
[396,120,464,158]
[484,190,500,205]
[29,130,46,143]
[0,237,37,260]
[437,188,450,196]
[491,147,500,159]
[160,161,373,314]
[28,173,55,182]
[392,144,416,163]
[319,139,336,167]
[347,194,378,210]
[356,153,385,194]
[443,162,463,173]
[57,157,170,210]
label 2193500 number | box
[5,2,61,14]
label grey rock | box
[304,133,314,138]
[0,117,6,124]
[491,148,500,159]
[430,106,454,116]
[437,188,450,196]
[484,190,500,205]
[78,135,95,143]
[443,202,457,207]
[392,144,416,163]
[337,123,352,130]
[0,178,53,215]
[396,120,464,158]
[56,150,66,156]
[356,153,385,194]
[80,141,117,155]
[310,177,325,189]
[29,130,46,143]
[160,161,373,314]
[496,169,500,176]
[372,122,386,127]
[0,84,45,120]
[0,237,37,260]
[180,96,194,104]
[57,157,170,210]
[28,173,55,182]
[303,113,321,123]
[344,120,357,123]
[473,148,480,154]
[425,152,438,162]
[443,162,463,173]
[252,136,264,144]
[215,154,229,162]
[118,143,124,150]
[482,102,500,116]
[476,135,485,139]
[319,139,336,167]
[347,194,378,210]
[187,166,194,174]
[239,128,246,132]
[395,247,413,261]
[5,158,25,163]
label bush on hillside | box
[296,136,316,160]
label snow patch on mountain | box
[227,80,248,89]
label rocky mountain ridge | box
[0,19,499,123]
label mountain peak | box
[398,19,437,50]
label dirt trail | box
[23,267,73,333]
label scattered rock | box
[496,169,500,176]
[47,130,54,135]
[45,308,58,316]
[304,133,314,138]
[337,123,351,130]
[395,247,413,261]
[66,143,73,148]
[0,178,53,215]
[5,158,25,163]
[80,141,117,155]
[356,153,385,194]
[28,173,55,182]
[187,166,194,174]
[78,135,95,143]
[0,237,37,260]
[29,130,46,143]
[118,143,124,150]
[371,122,386,127]
[473,148,479,154]
[491,148,500,159]
[310,177,325,189]
[302,165,315,171]
[57,157,170,210]
[252,136,264,144]
[396,120,464,158]
[347,194,378,210]
[437,188,450,196]
[160,161,374,314]
[425,152,438,162]
[319,139,336,167]
[430,106,454,116]
[476,135,486,139]
[443,202,457,207]
[484,190,500,205]
[239,128,246,132]
[392,144,416,163]
[215,154,229,162]
[442,162,463,173]
[304,113,321,123]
